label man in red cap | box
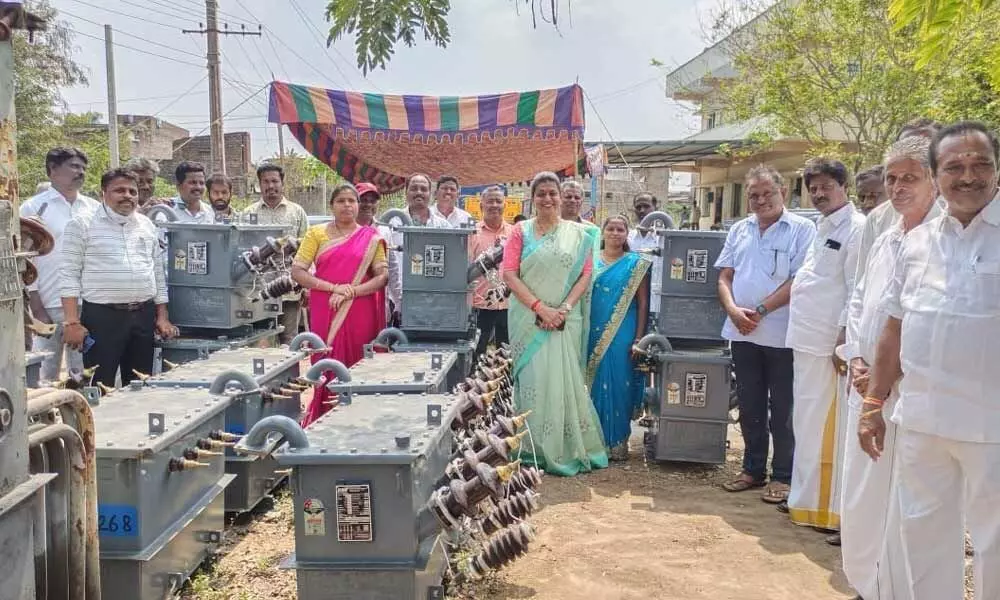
[356,182,401,325]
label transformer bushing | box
[235,390,492,600]
[160,222,286,330]
[89,386,236,600]
[140,346,310,512]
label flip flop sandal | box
[722,476,766,492]
[761,482,790,504]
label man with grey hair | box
[123,157,162,215]
[839,135,938,600]
[716,165,816,502]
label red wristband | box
[530,299,541,313]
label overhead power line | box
[63,0,186,31]
[70,28,204,69]
[61,9,203,59]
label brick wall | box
[162,132,252,196]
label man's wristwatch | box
[755,304,768,317]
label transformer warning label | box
[424,244,445,278]
[187,241,208,275]
[303,498,326,536]
[685,373,707,408]
[336,484,373,542]
[686,249,708,283]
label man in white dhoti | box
[861,121,1000,600]
[841,136,940,600]
[785,159,864,531]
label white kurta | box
[840,203,935,600]
[786,203,864,529]
[884,192,1000,600]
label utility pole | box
[104,24,120,167]
[184,3,261,176]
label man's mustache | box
[952,181,988,192]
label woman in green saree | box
[501,172,609,476]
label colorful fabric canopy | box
[268,81,587,193]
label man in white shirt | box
[627,192,664,321]
[855,165,887,216]
[171,161,215,224]
[840,136,939,600]
[19,147,99,381]
[431,175,473,227]
[244,164,309,344]
[356,182,401,325]
[785,158,864,532]
[861,121,1000,600]
[716,165,816,503]
[59,168,179,387]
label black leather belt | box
[90,300,153,311]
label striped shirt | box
[59,205,168,305]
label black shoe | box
[825,533,841,546]
[775,500,789,514]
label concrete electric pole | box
[183,1,260,176]
[104,24,120,168]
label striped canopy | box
[268,81,587,193]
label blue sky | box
[52,0,711,164]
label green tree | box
[324,0,571,74]
[13,0,87,194]
[889,0,1000,85]
[707,0,1000,171]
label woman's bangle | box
[345,285,356,298]
[530,299,541,313]
[560,302,572,312]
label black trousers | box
[730,341,795,484]
[474,309,509,363]
[82,301,155,387]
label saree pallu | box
[586,253,650,448]
[302,227,387,427]
[509,221,608,476]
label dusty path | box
[182,427,856,600]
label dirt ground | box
[181,425,861,600]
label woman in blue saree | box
[501,172,608,477]
[586,215,650,461]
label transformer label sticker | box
[336,483,373,542]
[686,249,709,283]
[186,241,208,275]
[424,244,445,278]
[685,373,708,408]
[303,498,326,536]
[97,504,139,537]
[410,253,424,275]
[669,257,684,280]
[666,381,681,405]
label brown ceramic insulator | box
[479,491,538,536]
[210,430,241,442]
[21,258,38,286]
[19,216,55,256]
[468,523,534,576]
[505,466,543,495]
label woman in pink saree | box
[291,183,389,426]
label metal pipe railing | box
[26,390,100,600]
[28,424,88,600]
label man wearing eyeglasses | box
[716,165,816,505]
[785,158,865,539]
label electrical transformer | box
[89,385,235,600]
[393,334,480,391]
[161,222,286,330]
[656,230,728,342]
[645,342,733,464]
[398,225,476,338]
[143,346,308,512]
